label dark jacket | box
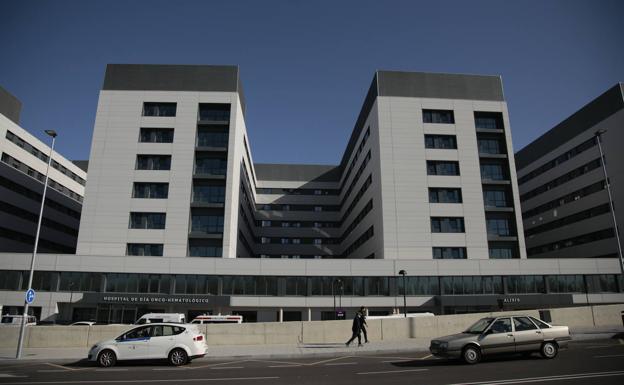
[351,314,362,332]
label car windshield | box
[464,317,494,334]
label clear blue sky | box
[1,0,622,164]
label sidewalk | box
[1,328,621,363]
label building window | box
[546,275,585,293]
[423,109,455,124]
[480,163,506,180]
[143,102,176,117]
[586,275,618,293]
[129,212,166,229]
[191,215,224,234]
[433,247,467,259]
[314,206,322,212]
[483,189,509,207]
[478,138,504,154]
[474,111,504,130]
[198,103,231,122]
[139,127,174,143]
[505,276,545,293]
[136,155,171,170]
[189,245,222,258]
[425,135,457,149]
[427,161,460,176]
[127,243,164,256]
[261,221,271,227]
[313,239,322,245]
[488,242,518,259]
[192,184,225,203]
[431,217,465,233]
[486,218,513,237]
[429,188,462,203]
[133,183,169,199]
[196,130,229,147]
[194,157,227,176]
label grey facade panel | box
[254,163,341,182]
[102,64,245,114]
[377,70,505,101]
[515,83,624,170]
[0,86,22,124]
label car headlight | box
[439,342,448,349]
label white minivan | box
[88,323,207,367]
[135,313,185,324]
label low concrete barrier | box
[0,304,621,349]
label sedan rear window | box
[513,317,537,331]
[529,316,551,328]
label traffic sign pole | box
[16,133,56,359]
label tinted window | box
[529,317,551,329]
[489,318,512,334]
[513,317,538,331]
[150,325,177,337]
[143,102,176,117]
[124,326,150,339]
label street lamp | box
[594,129,624,275]
[398,270,407,318]
[16,130,57,359]
[332,278,342,320]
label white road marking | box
[443,370,624,385]
[357,368,428,375]
[210,366,245,370]
[187,359,250,370]
[0,374,26,378]
[593,353,624,359]
[324,362,358,366]
[304,355,353,366]
[0,376,280,384]
[45,362,78,371]
[152,368,187,371]
[37,370,67,373]
[268,365,302,368]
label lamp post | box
[16,130,57,359]
[594,129,624,275]
[398,270,407,318]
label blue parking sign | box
[25,289,35,304]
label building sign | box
[502,297,521,304]
[81,293,230,306]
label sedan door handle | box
[536,330,542,334]
[507,334,514,337]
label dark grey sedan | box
[429,315,570,364]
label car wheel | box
[462,345,481,364]
[540,342,558,359]
[97,349,116,368]
[169,348,188,366]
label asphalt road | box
[1,339,624,385]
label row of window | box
[520,158,602,202]
[2,270,620,296]
[256,188,339,196]
[0,201,78,237]
[422,110,505,130]
[257,204,340,212]
[0,226,75,254]
[1,153,83,202]
[522,180,606,220]
[424,135,505,156]
[143,102,232,121]
[260,237,338,245]
[258,220,339,228]
[527,228,614,256]
[127,243,224,257]
[0,175,81,219]
[133,183,225,203]
[343,226,374,257]
[525,203,611,237]
[5,131,86,185]
[341,127,371,189]
[518,137,597,185]
[425,160,508,180]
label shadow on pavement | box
[390,354,544,368]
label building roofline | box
[515,83,624,170]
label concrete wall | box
[1,304,621,349]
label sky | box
[0,0,622,165]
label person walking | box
[359,306,369,343]
[345,311,363,347]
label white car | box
[70,321,96,326]
[88,323,207,367]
